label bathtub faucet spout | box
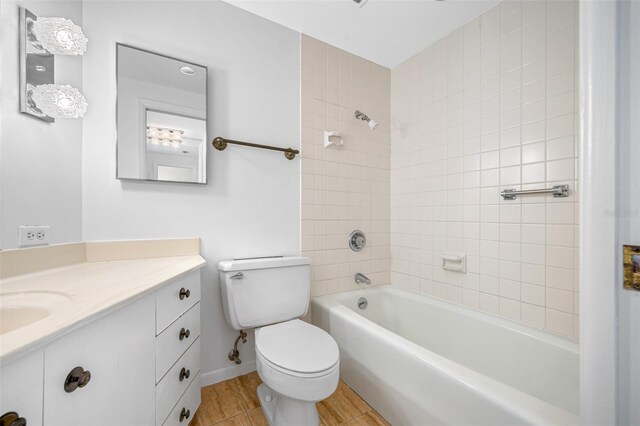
[355,273,371,285]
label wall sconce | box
[19,7,88,122]
[29,84,88,119]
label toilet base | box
[257,383,320,426]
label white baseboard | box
[200,360,257,387]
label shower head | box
[355,110,378,130]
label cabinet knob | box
[179,328,191,341]
[179,408,190,422]
[64,366,92,393]
[0,412,27,426]
[179,367,191,382]
[179,288,191,300]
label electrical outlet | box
[19,225,50,247]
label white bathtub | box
[311,286,579,425]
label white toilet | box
[218,257,339,426]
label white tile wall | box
[301,35,391,297]
[390,0,579,338]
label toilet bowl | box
[255,320,339,426]
[218,257,340,426]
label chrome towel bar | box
[501,184,569,200]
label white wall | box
[390,0,579,338]
[81,0,300,382]
[578,1,618,421]
[0,0,83,249]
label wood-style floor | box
[191,372,390,426]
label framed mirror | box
[116,44,208,184]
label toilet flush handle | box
[230,272,244,280]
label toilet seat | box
[255,320,340,403]
[255,319,339,375]
[257,349,339,379]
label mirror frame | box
[115,42,209,185]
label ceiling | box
[223,0,498,68]
[118,45,206,94]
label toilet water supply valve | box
[228,330,247,364]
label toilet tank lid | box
[218,256,310,272]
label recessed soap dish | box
[324,131,343,148]
[441,252,466,273]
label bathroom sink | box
[0,291,72,335]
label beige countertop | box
[0,239,206,364]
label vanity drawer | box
[162,373,201,426]
[156,303,201,382]
[156,270,201,334]
[156,338,201,424]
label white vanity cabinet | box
[0,349,44,426]
[43,295,156,426]
[0,269,202,426]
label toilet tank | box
[218,256,310,330]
